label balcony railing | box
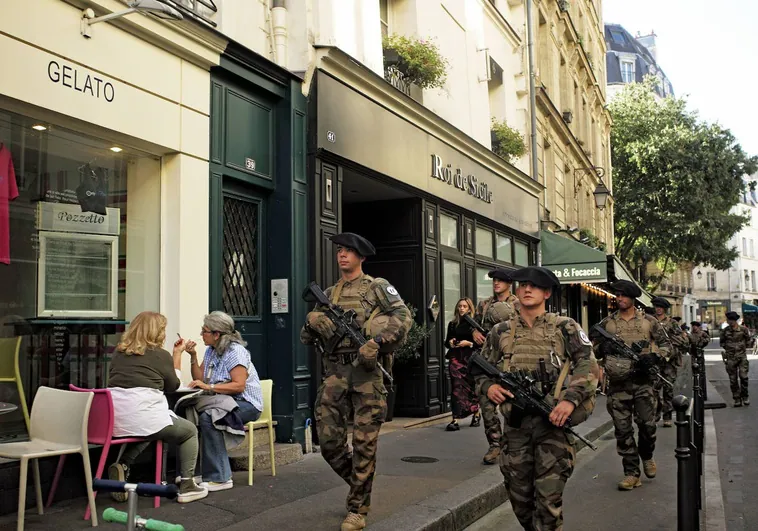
[384,65,411,97]
[166,0,218,27]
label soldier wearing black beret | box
[473,265,597,529]
[650,296,688,427]
[720,311,754,407]
[300,232,412,530]
[591,280,671,489]
[472,267,520,464]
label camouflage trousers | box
[654,356,680,421]
[480,395,502,448]
[498,415,575,531]
[315,357,387,515]
[724,353,749,400]
[607,381,657,477]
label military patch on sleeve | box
[578,329,591,345]
[383,284,402,303]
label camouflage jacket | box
[300,273,412,352]
[475,293,521,332]
[474,312,597,409]
[657,315,690,357]
[689,329,710,350]
[719,325,755,357]
[592,310,671,360]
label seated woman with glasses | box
[108,311,207,504]
[178,311,264,491]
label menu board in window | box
[37,231,118,318]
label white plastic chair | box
[0,387,97,531]
[246,379,275,485]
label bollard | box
[674,395,698,531]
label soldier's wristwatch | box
[373,335,384,345]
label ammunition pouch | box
[604,354,634,382]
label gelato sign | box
[548,264,608,284]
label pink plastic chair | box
[45,385,163,519]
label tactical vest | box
[496,313,595,425]
[481,294,518,331]
[329,274,380,353]
[602,311,651,382]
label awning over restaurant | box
[540,230,608,284]
[607,255,653,307]
[742,303,758,313]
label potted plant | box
[387,305,435,421]
[491,118,527,162]
[382,34,449,90]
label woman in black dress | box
[445,297,481,431]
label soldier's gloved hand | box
[307,312,336,339]
[358,339,380,371]
[637,354,657,373]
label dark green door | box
[214,180,266,376]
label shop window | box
[475,227,493,258]
[439,213,459,249]
[442,259,461,326]
[496,233,512,263]
[514,240,530,266]
[476,267,492,303]
[0,109,159,439]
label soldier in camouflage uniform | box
[473,267,520,465]
[689,321,710,351]
[300,233,412,531]
[474,266,597,531]
[651,297,689,427]
[719,311,754,407]
[590,280,671,491]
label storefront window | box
[476,267,492,303]
[439,213,458,249]
[514,240,530,266]
[496,233,512,263]
[476,227,493,258]
[0,109,160,439]
[442,259,461,326]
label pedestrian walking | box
[444,297,480,431]
[590,280,671,491]
[651,297,689,427]
[473,267,520,465]
[719,311,754,407]
[473,266,597,531]
[300,232,411,531]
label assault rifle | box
[302,282,393,385]
[469,353,597,450]
[590,325,673,388]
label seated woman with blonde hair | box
[107,311,207,504]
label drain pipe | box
[272,0,288,69]
[526,0,539,185]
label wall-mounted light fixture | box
[573,166,611,210]
[81,0,182,38]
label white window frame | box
[38,231,119,318]
[620,60,635,83]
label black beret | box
[610,280,642,298]
[644,306,655,315]
[651,297,671,309]
[330,232,376,257]
[510,266,559,289]
[726,311,740,321]
[488,268,513,282]
[672,316,682,322]
[691,321,702,327]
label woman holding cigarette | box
[107,311,207,503]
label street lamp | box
[574,167,611,210]
[696,270,703,280]
[593,180,611,210]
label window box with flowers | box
[490,119,527,163]
[382,34,449,90]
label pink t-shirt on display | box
[0,144,19,265]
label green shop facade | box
[208,43,310,444]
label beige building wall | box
[0,0,225,382]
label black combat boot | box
[743,397,750,406]
[734,398,743,408]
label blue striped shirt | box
[203,342,263,412]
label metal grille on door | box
[222,196,258,316]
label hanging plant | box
[491,118,527,162]
[382,34,449,90]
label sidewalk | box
[0,398,611,531]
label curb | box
[369,416,615,531]
[704,378,727,410]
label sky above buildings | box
[604,0,758,158]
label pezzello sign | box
[549,265,607,283]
